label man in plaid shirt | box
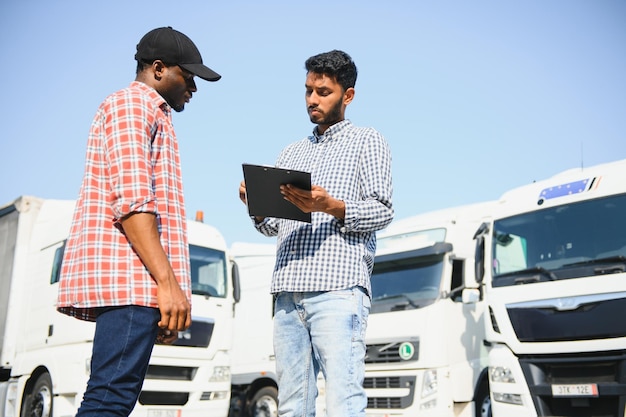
[239,50,394,417]
[57,27,220,417]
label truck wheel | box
[248,386,278,417]
[21,372,53,417]
[475,380,492,417]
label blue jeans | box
[273,287,370,417]
[76,305,160,417]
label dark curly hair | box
[305,50,358,91]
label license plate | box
[552,383,598,397]
[147,410,180,417]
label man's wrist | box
[328,198,346,219]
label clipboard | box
[242,163,312,223]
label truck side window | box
[450,258,464,302]
[50,241,66,284]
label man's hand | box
[239,180,248,204]
[156,328,179,345]
[156,277,191,332]
[240,180,265,223]
[280,184,345,219]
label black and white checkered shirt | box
[256,120,394,297]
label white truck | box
[0,195,238,417]
[227,241,327,417]
[474,158,626,416]
[228,242,280,417]
[363,201,494,417]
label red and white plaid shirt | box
[57,81,191,321]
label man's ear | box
[344,87,355,106]
[152,60,166,80]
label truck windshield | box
[370,255,444,314]
[189,244,228,298]
[491,193,626,287]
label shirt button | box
[340,226,347,233]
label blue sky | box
[1,1,624,245]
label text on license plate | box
[552,384,598,397]
[147,410,181,417]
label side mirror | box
[475,236,485,284]
[473,222,489,284]
[231,261,241,303]
[461,288,480,304]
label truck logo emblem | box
[399,342,414,360]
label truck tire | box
[248,386,278,417]
[475,379,492,417]
[21,372,53,417]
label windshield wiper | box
[496,266,557,284]
[562,256,626,274]
[373,294,420,309]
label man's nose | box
[307,92,319,105]
[188,78,197,92]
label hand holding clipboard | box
[242,164,312,223]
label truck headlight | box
[489,366,515,383]
[492,392,523,405]
[209,366,230,382]
[200,391,230,401]
[421,369,438,398]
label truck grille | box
[364,376,415,409]
[365,341,419,363]
[368,396,403,409]
[519,350,626,417]
[145,365,197,381]
[138,391,189,406]
[507,296,626,342]
[172,319,214,348]
[364,376,401,389]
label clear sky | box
[1,1,624,246]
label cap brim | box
[180,63,221,82]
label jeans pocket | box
[353,287,370,342]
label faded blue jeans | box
[76,305,160,417]
[273,287,370,417]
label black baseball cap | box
[135,26,221,82]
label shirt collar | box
[311,119,352,144]
[130,81,170,114]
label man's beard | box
[309,95,343,126]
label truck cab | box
[475,159,626,416]
[0,196,237,417]
[364,202,494,417]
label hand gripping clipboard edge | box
[242,163,312,223]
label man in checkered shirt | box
[239,49,393,417]
[57,27,220,417]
